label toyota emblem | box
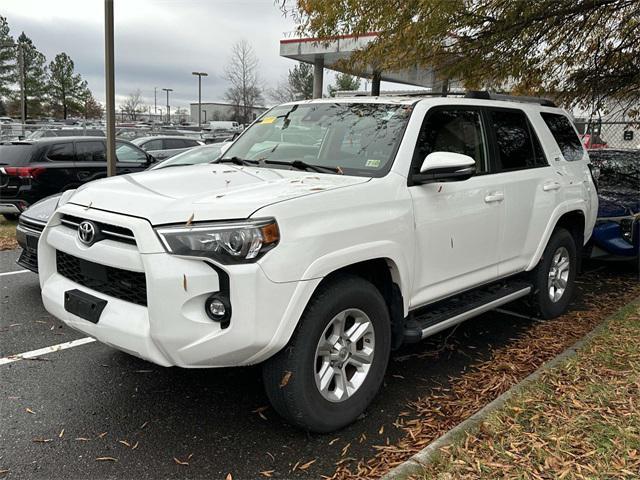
[78,221,97,246]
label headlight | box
[155,218,280,264]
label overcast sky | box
[1,0,321,109]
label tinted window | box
[76,141,105,162]
[541,113,583,161]
[115,143,147,163]
[46,143,75,161]
[490,109,544,170]
[413,108,488,173]
[184,139,200,147]
[165,138,187,149]
[0,144,35,165]
[141,139,163,151]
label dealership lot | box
[0,248,638,479]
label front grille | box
[60,214,136,245]
[56,250,147,306]
[19,216,46,233]
[17,248,38,272]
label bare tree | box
[224,40,263,124]
[121,89,144,121]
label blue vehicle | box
[588,149,639,262]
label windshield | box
[153,145,224,169]
[222,102,413,176]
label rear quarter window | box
[0,144,36,165]
[541,112,584,161]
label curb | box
[381,298,640,480]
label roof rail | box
[465,91,556,107]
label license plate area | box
[64,289,107,324]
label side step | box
[403,281,532,343]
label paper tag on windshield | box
[260,116,276,124]
[365,159,381,168]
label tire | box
[2,213,18,221]
[262,274,391,433]
[532,228,577,319]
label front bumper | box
[39,204,319,368]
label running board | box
[403,281,532,343]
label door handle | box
[484,192,504,203]
[543,182,561,191]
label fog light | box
[205,294,231,323]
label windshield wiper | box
[264,159,341,174]
[217,156,259,166]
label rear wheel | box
[262,274,391,433]
[533,228,577,319]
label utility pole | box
[162,88,173,124]
[191,71,208,128]
[17,43,25,125]
[104,0,116,177]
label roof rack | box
[465,91,556,107]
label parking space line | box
[0,269,30,277]
[0,337,96,366]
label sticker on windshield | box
[365,159,381,168]
[260,116,277,124]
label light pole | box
[104,0,116,177]
[191,71,208,127]
[162,88,173,124]
[154,86,158,118]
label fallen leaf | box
[299,459,316,470]
[259,470,274,477]
[75,437,91,441]
[132,441,139,450]
[140,421,149,429]
[225,474,233,480]
[280,371,292,388]
[25,408,35,414]
[95,457,117,462]
[32,438,52,443]
[97,432,107,438]
[173,457,189,466]
[59,429,64,438]
[185,213,194,226]
[118,440,131,447]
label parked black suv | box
[0,137,154,219]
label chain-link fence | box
[574,120,640,150]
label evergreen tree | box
[0,16,15,102]
[328,73,360,97]
[48,52,87,119]
[16,32,48,119]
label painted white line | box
[0,269,30,277]
[0,337,96,366]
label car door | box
[74,140,107,183]
[39,141,77,195]
[408,106,503,307]
[486,107,560,276]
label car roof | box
[282,95,567,114]
[11,137,133,145]
[134,135,195,141]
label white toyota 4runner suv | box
[39,93,598,432]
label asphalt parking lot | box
[0,248,638,479]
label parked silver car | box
[131,135,204,160]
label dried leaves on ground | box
[421,303,640,480]
[325,271,640,479]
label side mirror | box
[146,153,156,164]
[411,152,476,185]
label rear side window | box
[165,138,187,149]
[46,142,75,161]
[141,139,163,151]
[541,113,583,161]
[0,144,35,165]
[76,141,106,161]
[489,109,546,171]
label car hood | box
[22,193,62,223]
[68,163,370,225]
[598,186,640,217]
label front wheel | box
[262,274,391,433]
[532,228,577,319]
